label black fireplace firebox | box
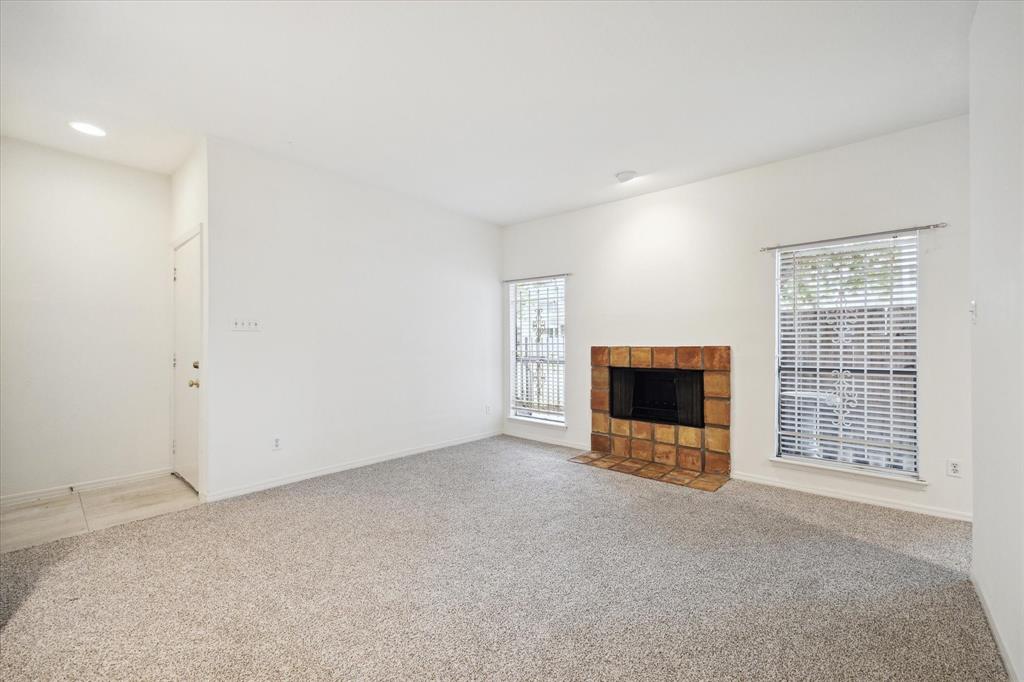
[610,367,704,428]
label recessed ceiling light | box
[69,121,106,137]
[615,170,639,183]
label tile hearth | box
[568,453,729,492]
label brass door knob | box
[188,379,200,388]
[192,361,199,369]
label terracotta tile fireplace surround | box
[570,345,731,492]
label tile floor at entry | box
[0,475,198,553]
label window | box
[510,276,565,423]
[776,234,919,477]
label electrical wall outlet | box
[272,437,282,451]
[946,459,962,478]
[485,404,492,415]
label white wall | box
[172,140,207,244]
[202,138,503,500]
[969,2,1024,678]
[503,117,972,519]
[0,138,173,498]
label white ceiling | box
[0,1,975,225]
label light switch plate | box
[232,318,262,332]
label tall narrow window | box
[776,234,919,476]
[510,277,566,423]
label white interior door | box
[173,234,201,489]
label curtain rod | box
[760,223,947,253]
[502,273,572,284]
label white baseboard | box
[971,572,1020,681]
[500,429,589,452]
[491,433,972,521]
[204,430,503,503]
[0,467,174,507]
[730,469,972,521]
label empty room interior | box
[0,1,1021,680]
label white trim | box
[171,225,201,250]
[204,431,501,503]
[501,429,588,451]
[770,455,928,486]
[0,467,174,507]
[507,415,567,429]
[971,572,1021,682]
[730,469,970,521]
[1,485,73,506]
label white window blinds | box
[510,277,565,423]
[776,234,919,476]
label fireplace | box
[610,367,704,427]
[586,346,732,486]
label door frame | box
[171,222,208,500]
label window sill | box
[770,456,928,486]
[507,415,568,429]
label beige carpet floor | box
[0,436,1007,680]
